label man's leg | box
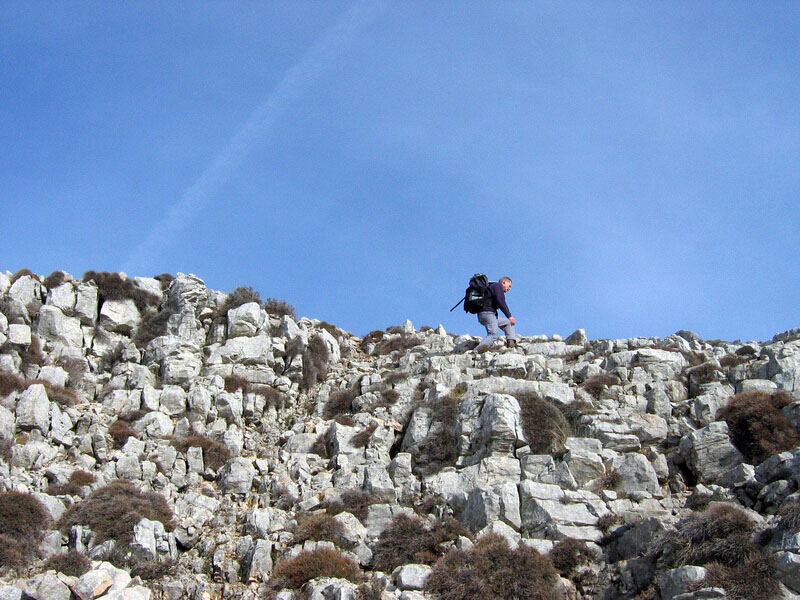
[497,317,516,341]
[476,311,500,349]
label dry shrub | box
[373,513,471,572]
[302,334,329,391]
[0,490,51,549]
[413,395,459,476]
[326,489,381,524]
[224,374,251,393]
[153,273,174,290]
[109,419,137,448]
[43,271,68,289]
[351,423,377,448]
[41,550,91,576]
[517,392,571,455]
[22,335,44,370]
[134,307,175,348]
[583,374,618,399]
[373,334,424,356]
[549,537,598,577]
[9,268,38,285]
[0,370,26,396]
[0,439,12,464]
[82,271,160,312]
[0,371,78,406]
[173,434,232,470]
[596,513,622,535]
[267,547,363,596]
[47,469,97,497]
[425,533,559,600]
[263,297,296,320]
[359,330,385,352]
[219,286,262,316]
[42,381,79,407]
[720,354,750,368]
[700,553,780,600]
[0,536,28,570]
[251,384,289,409]
[292,512,349,547]
[663,504,759,569]
[717,390,799,464]
[58,480,174,544]
[323,384,360,420]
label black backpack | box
[450,273,492,314]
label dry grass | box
[583,374,619,399]
[263,297,296,320]
[292,512,350,548]
[700,553,780,600]
[0,491,51,569]
[109,419,138,448]
[516,392,571,456]
[323,384,360,420]
[82,271,160,312]
[549,537,598,577]
[41,550,92,576]
[302,334,329,391]
[413,395,460,476]
[326,489,382,523]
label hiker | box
[475,276,517,352]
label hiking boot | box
[475,344,491,354]
[506,339,517,349]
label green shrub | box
[373,513,471,572]
[425,533,560,600]
[82,271,160,313]
[516,392,571,456]
[173,434,232,471]
[264,297,296,321]
[266,547,364,597]
[41,550,91,576]
[58,480,174,544]
[717,390,799,464]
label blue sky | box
[2,2,799,343]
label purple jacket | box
[486,281,512,318]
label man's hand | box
[509,316,516,326]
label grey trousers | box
[477,311,516,347]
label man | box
[475,276,517,352]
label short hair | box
[499,276,512,284]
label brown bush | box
[22,335,44,370]
[425,533,559,600]
[351,423,377,448]
[0,439,12,464]
[9,268,38,285]
[583,374,619,399]
[302,334,329,391]
[373,334,424,356]
[326,489,381,523]
[267,547,363,596]
[134,307,175,349]
[43,271,68,289]
[359,330,385,352]
[263,297,296,320]
[153,273,174,290]
[292,512,350,547]
[549,537,598,576]
[41,550,92,576]
[58,480,174,544]
[517,392,571,455]
[0,490,51,548]
[109,419,138,448]
[413,395,459,476]
[173,434,232,471]
[47,469,97,497]
[82,271,160,313]
[0,535,28,570]
[374,513,471,572]
[250,384,289,409]
[0,370,26,397]
[0,371,78,406]
[700,553,780,600]
[323,384,360,420]
[224,374,250,393]
[717,390,799,464]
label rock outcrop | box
[0,269,799,600]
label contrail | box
[123,0,388,275]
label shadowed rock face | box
[0,269,799,599]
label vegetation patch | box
[323,384,360,420]
[0,491,51,570]
[263,297,297,321]
[47,469,96,497]
[43,270,68,289]
[0,370,78,406]
[549,537,598,577]
[716,390,799,464]
[82,271,160,313]
[373,513,471,572]
[41,550,92,576]
[134,307,176,349]
[58,480,174,545]
[326,489,382,523]
[292,512,350,548]
[302,334,329,391]
[425,533,560,600]
[109,419,138,448]
[583,374,619,399]
[516,392,571,456]
[266,547,363,598]
[172,434,232,471]
[413,395,460,476]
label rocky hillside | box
[0,270,799,600]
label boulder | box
[679,421,745,483]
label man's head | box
[499,276,512,292]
